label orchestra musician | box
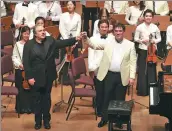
[125,1,146,26]
[93,8,111,36]
[1,1,7,17]
[166,24,172,50]
[22,24,81,130]
[134,9,161,96]
[83,23,137,128]
[29,17,50,40]
[88,19,114,117]
[13,0,39,39]
[104,1,129,14]
[38,1,62,25]
[145,1,169,16]
[12,26,33,114]
[59,1,81,85]
[82,2,100,36]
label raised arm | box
[54,37,77,49]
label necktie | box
[100,36,107,39]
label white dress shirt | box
[125,6,146,25]
[59,12,81,39]
[13,2,39,38]
[12,41,24,70]
[38,2,62,22]
[166,25,172,49]
[1,1,7,17]
[145,1,169,16]
[134,22,161,50]
[88,33,114,75]
[109,39,124,72]
[104,1,129,14]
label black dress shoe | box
[34,123,42,130]
[98,120,107,128]
[44,122,51,129]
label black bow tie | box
[22,3,29,7]
[100,36,107,39]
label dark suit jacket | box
[23,36,76,87]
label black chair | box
[107,100,133,131]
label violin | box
[147,33,157,63]
[66,33,74,62]
[22,71,30,90]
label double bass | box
[147,33,157,63]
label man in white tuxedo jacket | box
[83,23,137,128]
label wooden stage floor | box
[1,60,168,131]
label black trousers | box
[136,49,157,96]
[32,79,53,124]
[101,71,127,121]
[93,76,104,114]
[83,7,99,36]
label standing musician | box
[1,1,7,17]
[125,1,146,26]
[38,1,62,25]
[12,26,33,114]
[59,1,81,85]
[88,19,114,117]
[166,24,172,51]
[23,25,81,130]
[83,23,137,128]
[29,17,50,40]
[93,8,110,36]
[82,2,100,36]
[134,9,161,96]
[13,0,39,39]
[104,1,129,14]
[145,1,169,16]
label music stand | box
[128,85,149,109]
[52,58,78,112]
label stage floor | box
[1,59,168,131]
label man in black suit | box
[23,25,81,130]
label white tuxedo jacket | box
[87,37,137,86]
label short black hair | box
[67,1,76,6]
[113,23,125,31]
[143,9,154,17]
[35,16,45,25]
[98,19,109,28]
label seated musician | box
[38,1,62,25]
[1,1,7,17]
[166,24,172,50]
[145,1,169,16]
[134,9,161,96]
[59,1,81,85]
[12,26,33,114]
[13,0,39,40]
[125,1,146,25]
[104,1,129,14]
[29,17,50,40]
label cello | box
[147,33,157,63]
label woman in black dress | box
[12,26,33,114]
